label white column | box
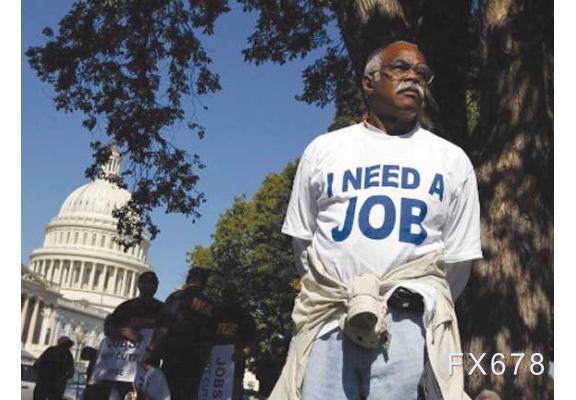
[96,265,104,291]
[60,261,66,287]
[55,261,64,287]
[49,316,60,346]
[52,260,59,284]
[52,261,59,284]
[67,261,75,287]
[88,263,96,290]
[116,269,122,295]
[121,269,129,296]
[110,267,118,294]
[21,295,30,334]
[47,260,54,283]
[104,266,111,292]
[25,299,41,346]
[129,272,136,298]
[39,306,52,346]
[78,262,86,288]
[46,261,52,279]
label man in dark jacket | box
[104,271,164,345]
[33,336,75,400]
[141,267,216,400]
[254,335,288,399]
[86,271,164,400]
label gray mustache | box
[396,81,424,98]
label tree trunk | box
[333,0,554,398]
[457,0,553,398]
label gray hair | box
[363,40,419,79]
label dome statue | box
[27,147,154,313]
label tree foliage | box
[26,0,231,247]
[188,162,299,350]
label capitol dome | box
[58,180,131,218]
[28,148,154,313]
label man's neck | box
[367,112,418,136]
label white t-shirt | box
[282,121,482,283]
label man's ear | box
[362,75,374,97]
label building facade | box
[21,149,154,359]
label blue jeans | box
[301,308,426,400]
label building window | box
[59,231,63,243]
[92,233,97,246]
[100,235,106,248]
[83,232,88,245]
[66,231,71,244]
[74,232,79,244]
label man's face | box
[138,275,158,297]
[363,43,429,116]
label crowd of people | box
[32,269,288,400]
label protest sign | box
[90,329,153,383]
[134,364,171,400]
[198,344,235,400]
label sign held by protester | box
[90,329,153,383]
[133,364,171,400]
[198,344,235,400]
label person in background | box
[33,336,75,400]
[104,271,164,347]
[214,285,257,399]
[254,335,288,399]
[80,346,98,383]
[142,267,216,400]
[87,271,164,400]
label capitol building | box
[21,148,154,359]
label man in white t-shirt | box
[280,41,482,399]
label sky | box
[22,0,336,299]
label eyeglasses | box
[372,59,435,85]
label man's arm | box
[140,293,178,365]
[65,352,75,380]
[445,261,472,300]
[442,160,483,301]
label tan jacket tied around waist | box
[269,243,471,400]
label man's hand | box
[445,261,472,300]
[119,327,142,343]
[233,345,253,361]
